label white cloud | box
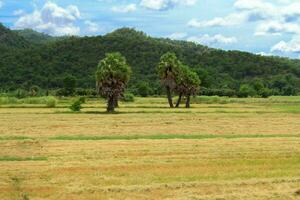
[14,2,81,36]
[13,9,25,16]
[255,21,300,36]
[271,37,300,53]
[188,13,247,28]
[256,52,272,56]
[187,34,237,45]
[167,32,187,40]
[188,0,300,41]
[84,20,101,33]
[112,4,137,13]
[140,0,197,11]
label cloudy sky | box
[0,0,300,58]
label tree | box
[29,85,39,97]
[157,52,181,108]
[176,65,201,108]
[136,81,152,97]
[96,53,131,112]
[238,84,257,97]
[63,75,77,96]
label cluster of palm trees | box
[96,52,200,112]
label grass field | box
[0,96,299,200]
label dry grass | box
[0,97,299,199]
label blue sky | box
[0,0,300,58]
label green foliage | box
[200,88,236,97]
[238,84,257,98]
[136,81,153,97]
[122,92,135,102]
[75,88,97,96]
[45,96,57,108]
[176,64,201,96]
[157,52,181,90]
[96,53,131,87]
[70,99,83,112]
[0,23,30,48]
[29,85,40,96]
[96,53,132,112]
[1,25,300,96]
[79,97,86,103]
[15,89,29,99]
[14,29,64,44]
[0,97,19,104]
[63,75,77,96]
[0,96,57,107]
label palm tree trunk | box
[175,93,182,108]
[107,96,115,112]
[114,96,119,108]
[166,87,174,108]
[185,95,191,108]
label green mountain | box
[14,29,66,44]
[0,23,30,48]
[0,25,300,96]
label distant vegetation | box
[0,23,300,98]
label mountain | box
[0,23,30,48]
[14,29,66,44]
[0,25,300,96]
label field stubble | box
[0,97,299,199]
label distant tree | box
[29,85,39,97]
[63,75,77,96]
[157,52,181,108]
[96,53,131,112]
[238,84,257,97]
[176,65,201,108]
[136,81,152,97]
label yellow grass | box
[0,97,299,199]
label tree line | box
[1,26,300,97]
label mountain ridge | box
[0,24,299,96]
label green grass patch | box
[0,96,57,107]
[50,134,300,141]
[0,136,34,140]
[0,156,47,161]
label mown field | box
[0,96,300,200]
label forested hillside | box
[1,24,300,96]
[0,24,30,48]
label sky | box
[0,0,300,58]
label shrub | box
[29,85,40,97]
[79,97,86,103]
[238,84,257,98]
[0,97,19,104]
[258,87,273,98]
[45,96,57,108]
[70,99,83,112]
[200,87,237,97]
[192,96,226,104]
[122,92,135,102]
[75,88,97,96]
[136,81,153,97]
[9,89,29,99]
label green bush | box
[238,84,257,98]
[79,97,86,103]
[135,81,153,97]
[70,99,83,112]
[258,88,273,98]
[0,97,19,104]
[0,96,57,107]
[122,92,135,102]
[45,96,57,108]
[191,96,227,104]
